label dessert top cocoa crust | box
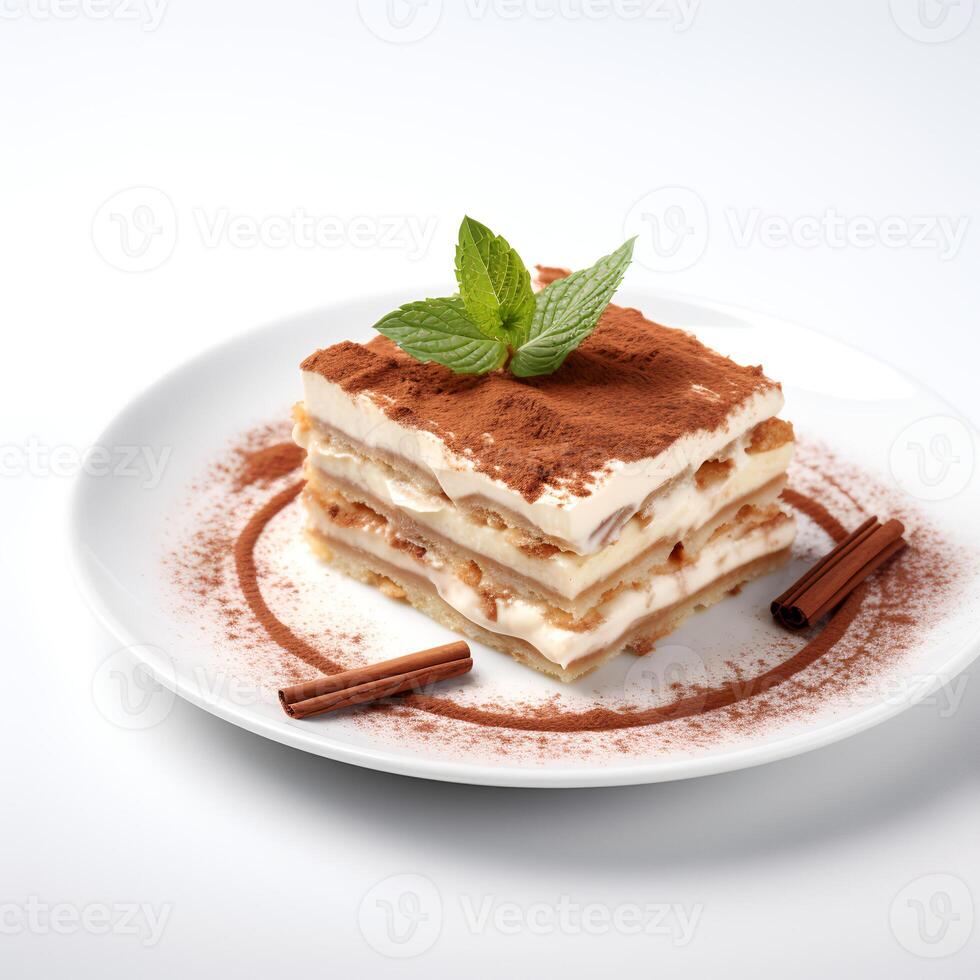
[302,303,780,503]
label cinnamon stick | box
[772,516,907,630]
[279,641,472,719]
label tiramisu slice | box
[295,254,795,681]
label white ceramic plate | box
[70,288,980,787]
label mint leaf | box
[454,216,535,344]
[509,238,635,378]
[372,296,507,375]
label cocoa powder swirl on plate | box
[233,481,339,676]
[232,471,879,733]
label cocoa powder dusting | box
[234,441,305,490]
[533,265,572,287]
[165,419,368,690]
[301,304,778,502]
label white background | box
[2,0,979,975]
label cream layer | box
[301,370,786,555]
[305,493,796,671]
[297,420,793,601]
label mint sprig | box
[373,296,507,375]
[454,216,535,343]
[510,238,635,378]
[371,217,634,377]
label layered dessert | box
[293,273,796,681]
